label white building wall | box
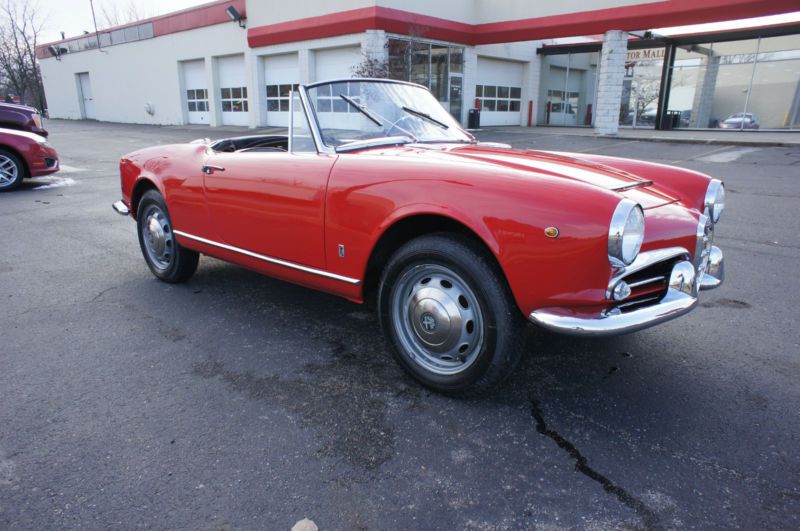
[40,23,247,126]
[473,41,541,127]
[41,17,543,130]
[250,35,365,84]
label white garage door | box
[314,46,361,82]
[182,60,209,125]
[264,53,299,127]
[476,57,524,127]
[218,55,248,126]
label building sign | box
[626,48,665,62]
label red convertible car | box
[0,128,59,191]
[113,79,725,395]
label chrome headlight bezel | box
[704,179,725,223]
[608,199,645,267]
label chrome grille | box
[607,247,690,313]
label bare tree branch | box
[0,0,47,109]
[98,0,152,29]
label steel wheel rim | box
[391,264,485,375]
[0,155,19,188]
[141,204,174,270]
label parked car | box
[0,102,48,137]
[113,78,726,396]
[0,128,59,191]
[719,113,759,129]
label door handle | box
[202,165,225,175]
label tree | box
[98,0,152,29]
[0,0,46,110]
[351,53,389,78]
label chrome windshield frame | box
[298,78,469,152]
[291,85,335,154]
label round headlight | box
[608,199,645,267]
[704,179,725,223]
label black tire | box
[378,233,525,397]
[136,189,199,283]
[0,148,26,191]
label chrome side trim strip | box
[173,230,360,285]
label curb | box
[594,134,800,148]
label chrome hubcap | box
[0,155,19,188]
[392,264,484,375]
[142,206,173,269]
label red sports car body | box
[113,79,725,395]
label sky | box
[34,1,800,45]
[36,0,210,43]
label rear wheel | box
[136,189,199,283]
[378,234,525,396]
[0,149,25,191]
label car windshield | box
[305,80,472,151]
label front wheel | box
[0,149,25,191]
[136,189,199,283]
[378,234,525,396]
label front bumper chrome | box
[529,246,724,337]
[112,200,130,216]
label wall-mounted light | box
[48,45,63,61]
[225,6,246,29]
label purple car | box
[0,102,48,137]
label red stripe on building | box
[37,0,246,59]
[152,0,246,36]
[247,0,797,48]
[246,6,474,48]
[472,0,797,44]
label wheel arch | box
[0,143,30,177]
[130,177,161,219]
[362,212,513,306]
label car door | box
[202,96,335,269]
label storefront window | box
[430,45,449,101]
[387,38,465,122]
[538,52,598,127]
[410,42,430,87]
[388,39,409,80]
[667,35,800,130]
[619,47,665,128]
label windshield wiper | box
[339,94,383,127]
[401,106,449,129]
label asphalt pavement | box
[1,120,799,529]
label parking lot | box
[1,119,799,528]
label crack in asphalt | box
[530,399,660,529]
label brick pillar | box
[594,30,628,135]
[690,54,720,128]
[462,47,478,127]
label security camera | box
[48,45,61,60]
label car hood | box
[0,102,37,113]
[0,127,46,143]
[396,144,680,209]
